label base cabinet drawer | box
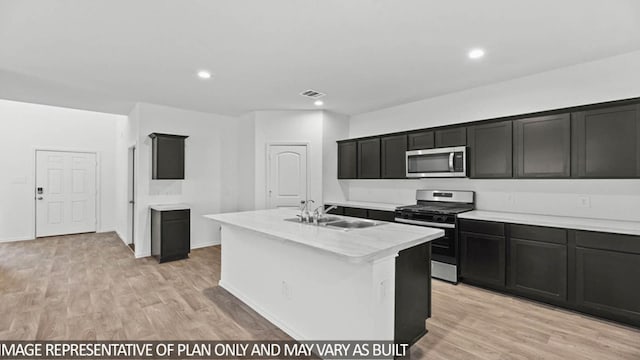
[575,246,640,325]
[508,238,567,303]
[460,231,506,288]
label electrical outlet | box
[281,281,292,300]
[578,196,591,208]
[506,193,515,205]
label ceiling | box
[1,0,640,116]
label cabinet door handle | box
[448,152,454,171]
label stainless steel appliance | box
[406,146,467,178]
[395,189,474,283]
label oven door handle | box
[395,218,456,228]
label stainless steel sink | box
[283,216,342,225]
[326,219,382,229]
[284,216,384,229]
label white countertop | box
[324,200,403,212]
[458,210,640,236]
[204,208,443,263]
[149,203,190,211]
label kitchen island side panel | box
[218,224,397,341]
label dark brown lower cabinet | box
[151,209,190,263]
[509,238,567,303]
[460,219,640,328]
[343,207,368,218]
[325,205,395,222]
[573,231,640,326]
[368,209,396,222]
[395,242,431,345]
[459,231,506,289]
[507,224,567,303]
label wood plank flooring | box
[1,232,638,359]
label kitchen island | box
[204,208,443,344]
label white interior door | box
[267,145,308,208]
[36,150,97,237]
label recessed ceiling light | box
[468,48,485,59]
[197,70,211,79]
[314,100,324,106]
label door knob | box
[37,197,43,200]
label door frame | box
[127,145,136,248]
[33,148,100,238]
[265,142,310,209]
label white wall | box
[114,104,139,244]
[0,99,125,242]
[235,112,256,211]
[123,103,246,257]
[253,111,325,210]
[350,50,640,137]
[341,50,640,221]
[322,111,350,203]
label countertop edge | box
[204,214,443,263]
[149,203,190,211]
[458,211,640,236]
[324,200,402,212]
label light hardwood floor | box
[0,232,638,359]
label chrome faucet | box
[299,200,314,223]
[312,206,323,225]
[324,205,338,214]
[313,204,336,225]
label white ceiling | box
[1,0,640,116]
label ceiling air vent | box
[299,89,326,99]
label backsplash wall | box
[346,179,640,221]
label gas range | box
[395,190,475,283]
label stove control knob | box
[434,215,446,222]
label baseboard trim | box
[0,236,34,244]
[218,280,306,341]
[135,251,151,259]
[114,231,129,245]
[191,240,220,250]
[1,231,120,244]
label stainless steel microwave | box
[406,146,467,178]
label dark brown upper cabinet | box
[357,138,381,178]
[407,131,434,150]
[514,114,571,178]
[467,120,513,178]
[149,133,188,180]
[337,140,357,179]
[435,126,466,148]
[381,134,407,179]
[572,104,640,178]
